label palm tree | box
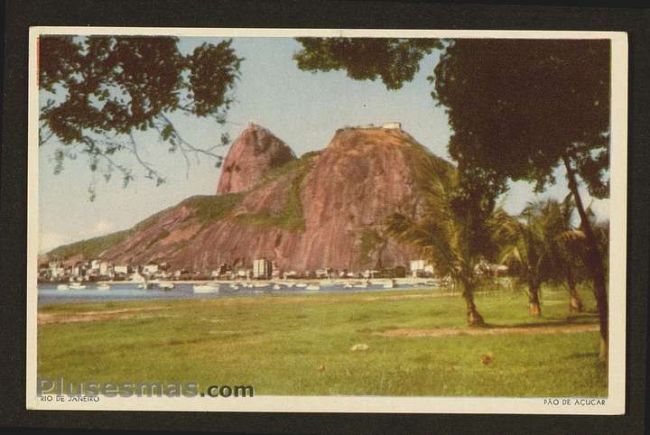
[386,157,489,326]
[492,197,602,316]
[552,198,610,314]
[491,204,552,316]
[542,197,585,313]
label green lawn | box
[37,285,607,397]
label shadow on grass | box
[564,352,600,360]
[483,314,599,330]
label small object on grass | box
[317,364,326,372]
[480,353,494,365]
[350,343,369,352]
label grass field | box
[37,285,607,397]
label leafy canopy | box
[433,39,610,198]
[294,38,442,90]
[39,36,243,193]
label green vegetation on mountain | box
[46,230,133,262]
[184,192,245,224]
[45,193,246,262]
[235,152,317,232]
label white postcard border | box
[26,26,628,415]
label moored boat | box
[193,283,220,294]
[158,281,175,290]
[56,284,69,291]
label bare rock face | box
[292,127,429,270]
[51,125,452,274]
[216,123,296,194]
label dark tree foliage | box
[448,165,503,262]
[433,39,610,198]
[433,39,611,359]
[39,36,242,195]
[294,38,442,90]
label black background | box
[1,1,648,433]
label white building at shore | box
[253,259,272,279]
[410,259,435,278]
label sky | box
[38,36,609,253]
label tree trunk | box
[460,277,485,326]
[566,266,584,313]
[562,155,608,361]
[528,283,542,316]
[569,287,584,314]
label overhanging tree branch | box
[38,35,243,196]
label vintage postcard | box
[26,27,627,414]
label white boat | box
[158,281,175,290]
[56,284,69,291]
[296,283,308,288]
[305,284,320,291]
[229,283,240,290]
[69,283,86,290]
[193,283,220,294]
[272,284,281,290]
[383,280,396,289]
[97,284,111,291]
[137,282,152,290]
[253,282,268,288]
[343,282,353,289]
[353,282,368,289]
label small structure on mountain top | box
[382,122,401,130]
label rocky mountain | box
[216,124,296,194]
[44,124,454,273]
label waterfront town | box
[38,257,507,284]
